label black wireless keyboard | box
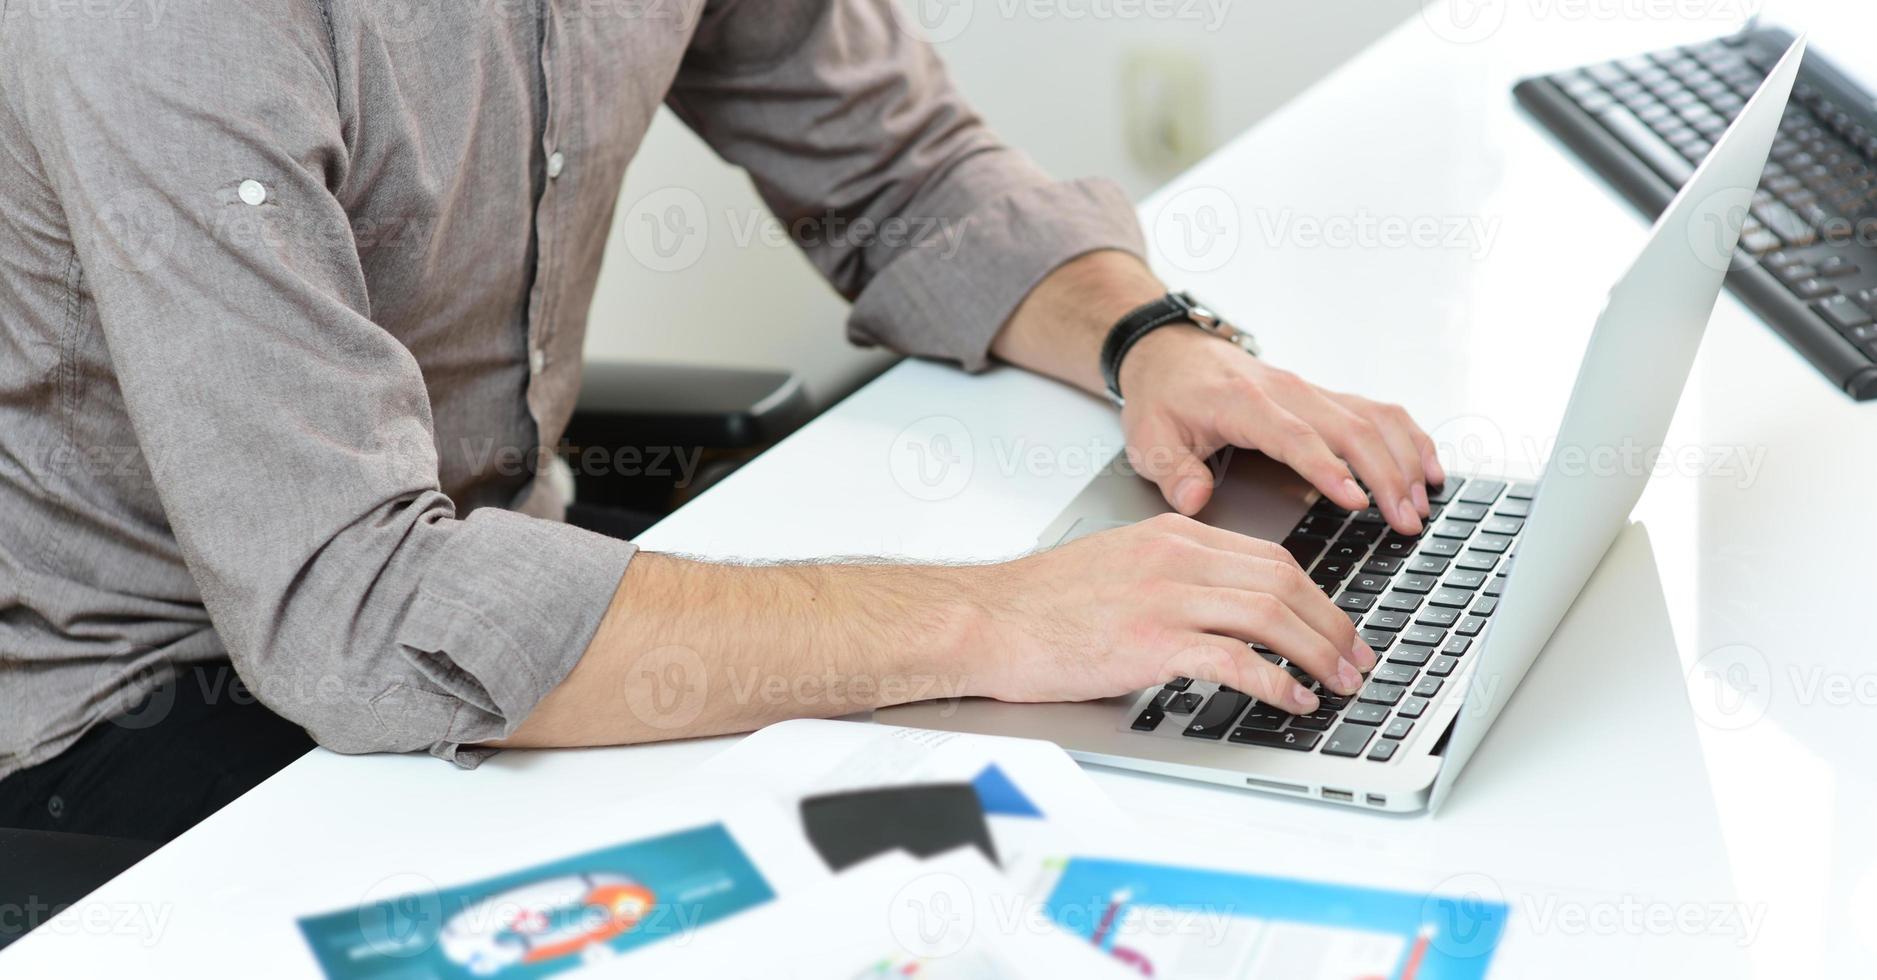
[1515,29,1877,400]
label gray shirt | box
[0,0,1144,776]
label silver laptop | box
[879,36,1805,814]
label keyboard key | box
[1366,739,1399,762]
[1383,718,1415,739]
[1407,555,1449,575]
[1426,480,1464,504]
[1166,692,1204,714]
[1387,643,1435,667]
[1457,616,1488,637]
[1317,693,1351,711]
[1183,690,1252,738]
[1365,610,1410,632]
[1817,294,1874,333]
[1363,556,1403,575]
[1229,727,1321,751]
[1443,570,1488,590]
[1357,628,1396,651]
[1339,522,1384,544]
[1346,703,1389,725]
[1287,708,1339,731]
[1413,677,1443,698]
[1470,533,1514,554]
[1131,705,1165,731]
[1349,507,1387,525]
[1439,502,1486,523]
[1441,635,1473,657]
[1471,596,1499,617]
[1377,591,1423,613]
[1397,696,1430,719]
[1371,534,1419,559]
[1151,689,1174,709]
[1480,516,1524,535]
[1430,521,1474,540]
[1336,592,1377,613]
[1163,677,1193,691]
[1357,680,1407,706]
[1505,481,1536,500]
[1414,607,1460,628]
[1492,498,1530,518]
[1322,724,1374,757]
[1485,574,1509,597]
[1457,479,1507,504]
[1429,588,1473,608]
[1282,533,1329,566]
[1347,572,1390,594]
[1449,548,1494,570]
[1402,625,1447,646]
[1419,538,1462,557]
[1238,703,1290,731]
[1394,572,1438,594]
[1372,662,1419,684]
[1428,655,1460,677]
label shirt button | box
[529,348,546,375]
[238,179,267,206]
[546,152,565,179]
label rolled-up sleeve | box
[667,0,1147,371]
[7,3,632,765]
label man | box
[0,0,1441,842]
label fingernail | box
[1341,479,1366,507]
[1335,661,1360,694]
[1291,685,1320,713]
[1350,637,1377,670]
[1398,498,1421,533]
[1173,478,1206,514]
[1425,455,1448,486]
[1411,482,1429,517]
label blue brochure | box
[298,823,773,979]
[1041,856,1507,979]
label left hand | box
[1116,325,1445,535]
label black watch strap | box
[1100,291,1221,404]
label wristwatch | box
[1099,291,1259,405]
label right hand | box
[967,513,1378,714]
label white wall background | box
[584,0,1420,405]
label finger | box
[1217,397,1368,513]
[1314,403,1420,536]
[1147,513,1300,567]
[1164,636,1321,714]
[1126,422,1222,516]
[1357,401,1431,519]
[1180,584,1365,695]
[1412,422,1447,487]
[1203,553,1375,670]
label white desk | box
[10,3,1876,975]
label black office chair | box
[561,360,821,538]
[0,829,156,950]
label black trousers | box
[0,663,314,844]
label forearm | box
[989,249,1166,395]
[499,553,992,747]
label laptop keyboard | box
[1127,477,1530,763]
